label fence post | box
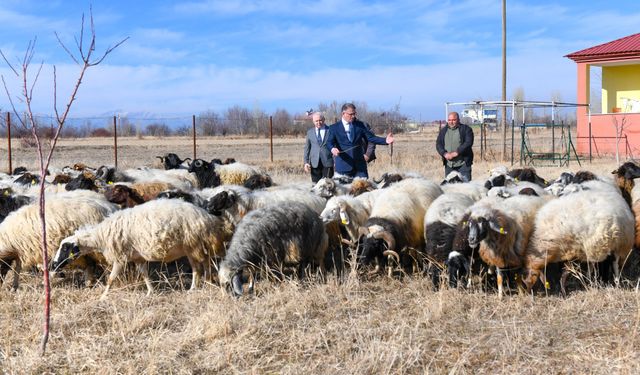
[269,116,273,162]
[192,115,196,160]
[6,112,12,174]
[113,116,118,169]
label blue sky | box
[1,0,639,120]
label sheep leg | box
[101,261,124,301]
[136,263,153,296]
[612,254,621,287]
[187,257,203,290]
[560,266,570,297]
[11,259,21,292]
[496,267,504,299]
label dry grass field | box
[1,128,639,374]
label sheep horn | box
[373,230,396,252]
[231,272,243,297]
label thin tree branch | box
[1,75,26,128]
[0,49,19,76]
[54,32,80,65]
[90,37,129,66]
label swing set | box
[445,100,590,167]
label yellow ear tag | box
[340,210,349,225]
[3,190,8,196]
[68,252,74,259]
[31,180,36,185]
[545,281,550,289]
[108,181,113,185]
[514,177,519,182]
[499,227,505,234]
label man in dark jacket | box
[326,103,393,178]
[436,112,474,181]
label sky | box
[0,0,639,121]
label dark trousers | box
[311,160,334,183]
[445,164,472,182]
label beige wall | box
[602,64,640,113]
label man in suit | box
[326,103,394,179]
[304,112,334,182]
[436,111,474,181]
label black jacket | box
[436,123,474,166]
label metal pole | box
[6,112,12,174]
[551,104,556,164]
[113,116,118,169]
[192,115,197,160]
[501,0,507,161]
[269,116,274,162]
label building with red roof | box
[566,33,640,155]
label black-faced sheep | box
[156,153,191,170]
[507,167,548,187]
[243,174,273,190]
[52,199,227,299]
[359,178,442,275]
[0,190,119,290]
[423,192,475,286]
[188,159,222,188]
[218,202,328,297]
[0,193,32,223]
[466,195,546,297]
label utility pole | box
[501,0,508,161]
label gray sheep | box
[218,202,328,297]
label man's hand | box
[331,147,340,156]
[304,163,311,173]
[444,151,459,160]
[363,155,370,162]
[386,133,394,144]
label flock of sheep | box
[1,152,640,300]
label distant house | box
[566,32,640,155]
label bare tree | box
[612,115,628,165]
[0,8,127,355]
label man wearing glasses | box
[326,103,394,178]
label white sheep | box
[0,190,119,290]
[52,199,227,299]
[441,181,488,201]
[215,162,263,185]
[359,178,443,274]
[320,195,372,245]
[523,188,635,294]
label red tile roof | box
[566,32,640,62]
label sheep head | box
[207,191,237,216]
[51,239,81,272]
[467,215,508,248]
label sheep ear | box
[231,273,243,297]
[488,220,507,235]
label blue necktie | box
[317,129,322,144]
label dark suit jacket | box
[303,126,333,168]
[435,123,474,166]
[326,119,387,175]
